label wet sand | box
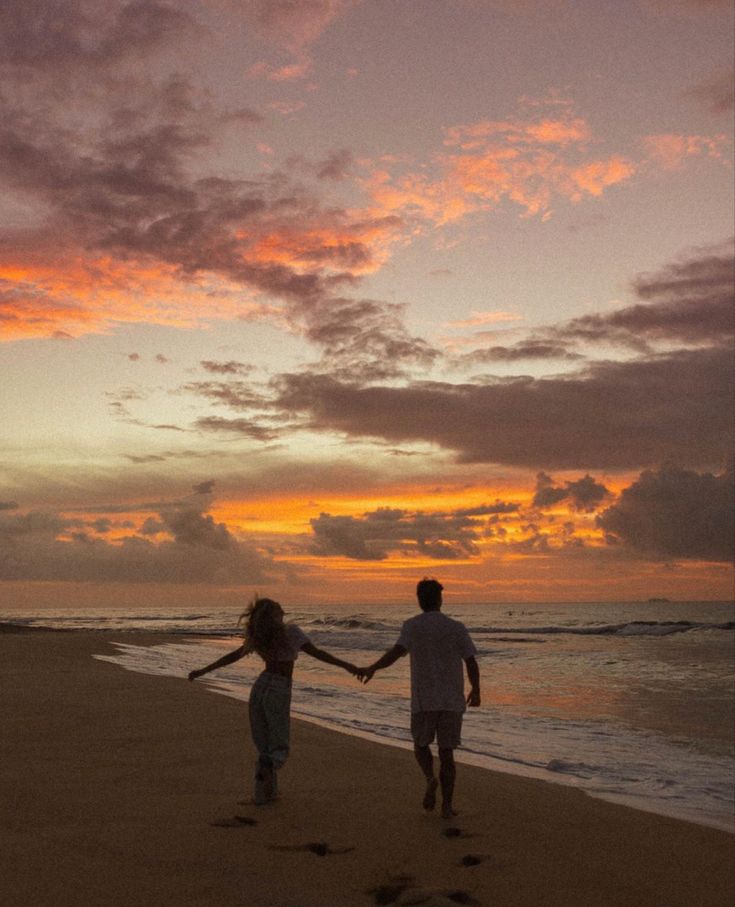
[1,626,733,906]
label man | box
[361,578,481,818]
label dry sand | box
[1,626,733,906]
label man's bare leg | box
[438,748,457,818]
[414,744,438,810]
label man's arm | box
[360,643,407,683]
[188,645,246,681]
[301,641,359,675]
[465,655,481,706]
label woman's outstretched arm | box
[301,641,359,675]
[188,645,246,681]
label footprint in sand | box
[211,815,257,828]
[441,827,480,840]
[368,876,414,905]
[368,876,479,906]
[458,854,486,867]
[268,841,355,856]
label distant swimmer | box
[189,596,361,805]
[358,578,481,819]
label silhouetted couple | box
[189,578,481,818]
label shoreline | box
[96,626,735,836]
[204,683,735,835]
[2,627,734,906]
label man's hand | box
[466,688,481,707]
[355,666,375,684]
[188,669,202,682]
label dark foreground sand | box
[1,627,733,907]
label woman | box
[188,596,360,804]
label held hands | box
[466,688,481,707]
[346,664,375,684]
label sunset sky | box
[1,0,733,609]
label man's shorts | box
[410,710,463,749]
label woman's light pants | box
[248,672,292,804]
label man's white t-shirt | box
[397,611,477,714]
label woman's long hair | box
[238,596,286,659]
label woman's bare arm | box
[188,645,246,681]
[301,641,359,675]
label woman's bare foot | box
[422,777,439,810]
[262,764,275,800]
[441,804,459,820]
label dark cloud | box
[181,380,271,411]
[532,471,569,508]
[316,149,353,180]
[124,449,212,463]
[194,416,282,442]
[301,297,440,380]
[309,505,485,560]
[0,2,428,385]
[456,243,734,364]
[687,69,735,114]
[453,501,520,517]
[159,506,232,550]
[0,52,366,326]
[150,423,189,432]
[274,345,733,469]
[140,516,165,535]
[200,360,253,375]
[598,464,734,561]
[0,491,274,583]
[192,480,215,495]
[556,242,734,349]
[247,0,354,56]
[565,475,612,511]
[458,340,583,365]
[561,241,735,348]
[0,501,19,511]
[532,471,611,512]
[0,1,197,69]
[0,84,391,323]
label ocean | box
[4,600,733,832]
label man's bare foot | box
[441,804,459,820]
[422,777,439,810]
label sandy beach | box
[2,627,733,907]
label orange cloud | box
[249,0,356,56]
[444,116,592,150]
[248,60,312,82]
[244,0,358,85]
[243,212,403,276]
[0,254,261,341]
[568,156,636,198]
[643,132,730,170]
[207,474,636,565]
[446,311,524,328]
[365,168,475,225]
[367,112,636,224]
